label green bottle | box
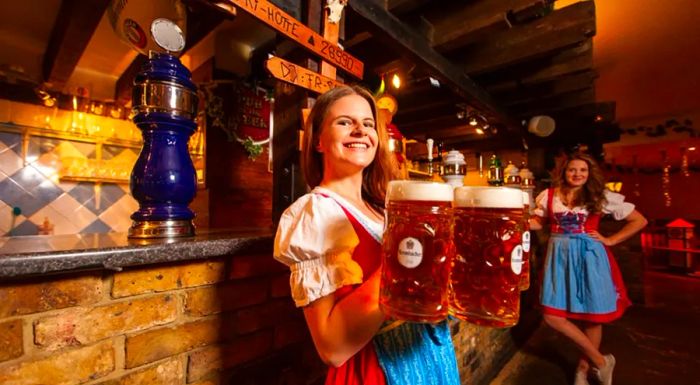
[487,154,504,186]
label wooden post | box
[272,0,349,220]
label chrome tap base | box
[128,219,195,239]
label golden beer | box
[380,181,454,323]
[450,187,524,327]
[520,191,531,291]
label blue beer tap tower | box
[128,28,198,238]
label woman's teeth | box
[345,143,369,149]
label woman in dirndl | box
[274,85,460,385]
[529,152,647,385]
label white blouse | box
[533,188,635,221]
[274,187,384,307]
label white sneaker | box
[574,369,590,385]
[593,354,616,385]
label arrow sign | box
[226,0,363,79]
[266,56,344,95]
[280,61,297,82]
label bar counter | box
[0,229,274,279]
[0,229,537,385]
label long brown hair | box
[553,152,607,213]
[301,85,398,212]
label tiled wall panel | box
[0,132,139,236]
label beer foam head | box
[387,180,454,202]
[454,187,524,208]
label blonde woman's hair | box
[301,85,398,212]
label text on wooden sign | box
[227,0,363,79]
[266,56,344,94]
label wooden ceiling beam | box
[351,48,404,77]
[395,98,456,117]
[407,124,481,142]
[343,31,373,49]
[497,70,598,106]
[457,1,596,75]
[481,39,593,93]
[429,0,547,53]
[446,133,525,152]
[393,102,462,126]
[347,1,518,129]
[399,114,469,134]
[547,101,616,123]
[42,0,110,90]
[511,87,596,117]
[386,0,434,14]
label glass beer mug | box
[450,186,524,327]
[380,180,454,323]
[520,191,531,291]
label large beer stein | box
[380,181,454,323]
[520,191,531,291]
[450,187,524,327]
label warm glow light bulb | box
[392,74,401,89]
[475,128,485,135]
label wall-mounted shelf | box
[0,121,205,186]
[60,175,130,184]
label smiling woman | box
[274,85,461,385]
[528,152,648,385]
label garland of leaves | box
[604,164,699,175]
[620,118,697,137]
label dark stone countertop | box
[0,229,274,279]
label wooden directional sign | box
[227,0,363,79]
[266,56,344,94]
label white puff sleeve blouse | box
[274,193,364,307]
[532,188,635,220]
[602,190,635,220]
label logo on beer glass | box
[511,245,523,274]
[398,237,423,268]
[522,231,531,253]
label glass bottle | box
[487,154,504,186]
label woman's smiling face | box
[565,159,589,188]
[317,94,378,174]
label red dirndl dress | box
[322,198,387,385]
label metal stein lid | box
[443,150,466,166]
[151,18,186,54]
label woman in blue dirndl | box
[529,152,647,385]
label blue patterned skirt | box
[541,233,619,316]
[373,321,460,385]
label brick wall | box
[0,254,326,385]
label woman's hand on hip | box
[587,230,615,246]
